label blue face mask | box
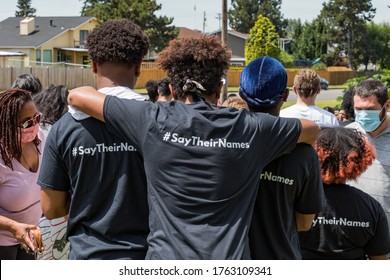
[354,106,385,132]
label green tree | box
[81,0,179,52]
[245,15,280,64]
[291,19,328,61]
[357,22,390,70]
[319,0,376,69]
[15,0,36,17]
[228,0,286,36]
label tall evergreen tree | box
[319,0,376,69]
[245,15,280,64]
[15,0,36,17]
[81,0,179,52]
[228,0,286,36]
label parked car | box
[320,77,329,90]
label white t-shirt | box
[280,104,339,127]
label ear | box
[92,61,98,74]
[135,63,142,77]
[292,85,298,94]
[169,83,179,100]
[282,88,289,102]
[385,100,390,110]
[316,87,321,95]
[215,81,223,100]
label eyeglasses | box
[19,112,42,129]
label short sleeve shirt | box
[0,130,45,246]
[103,97,302,259]
[299,184,390,259]
[38,108,149,259]
[249,144,325,259]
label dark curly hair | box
[315,127,376,184]
[157,36,231,98]
[145,80,159,102]
[87,19,149,67]
[12,74,42,96]
[341,88,355,121]
[0,88,41,170]
[158,78,171,97]
[33,84,68,128]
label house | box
[208,29,248,66]
[0,16,99,67]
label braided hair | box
[315,127,376,184]
[294,69,320,98]
[0,88,40,170]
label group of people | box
[145,78,172,102]
[1,19,389,260]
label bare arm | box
[68,86,106,122]
[0,215,37,251]
[297,119,320,145]
[295,212,315,232]
[40,189,70,220]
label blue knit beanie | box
[239,56,287,109]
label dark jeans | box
[0,244,35,260]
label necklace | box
[21,147,37,172]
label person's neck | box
[296,95,316,106]
[96,76,133,90]
[369,112,390,138]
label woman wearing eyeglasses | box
[0,88,45,260]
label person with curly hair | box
[145,80,159,102]
[67,36,320,259]
[12,74,42,97]
[0,88,45,259]
[38,19,149,259]
[299,127,390,259]
[281,69,339,127]
[157,36,230,105]
[157,78,172,102]
[221,96,248,110]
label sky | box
[0,0,389,33]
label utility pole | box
[203,11,207,33]
[220,0,228,104]
[216,13,222,30]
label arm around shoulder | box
[68,86,106,122]
[297,119,320,145]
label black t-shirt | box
[299,183,390,259]
[104,97,302,259]
[249,144,325,259]
[38,113,149,259]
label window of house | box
[36,49,41,65]
[79,30,89,48]
[43,50,52,64]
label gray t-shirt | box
[346,122,390,232]
[104,97,302,259]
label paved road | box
[287,88,345,102]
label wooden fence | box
[0,65,356,91]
